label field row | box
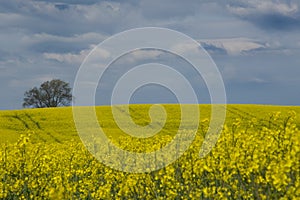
[1,109,299,199]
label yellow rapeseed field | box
[0,105,299,199]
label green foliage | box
[23,79,72,108]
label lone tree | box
[23,79,72,108]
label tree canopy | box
[23,79,72,108]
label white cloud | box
[122,50,163,63]
[170,42,200,55]
[22,32,108,46]
[8,75,56,87]
[43,45,111,64]
[228,1,298,17]
[44,52,83,64]
[199,38,267,55]
[250,77,269,84]
[1,0,300,109]
[0,12,26,26]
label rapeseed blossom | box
[0,112,299,199]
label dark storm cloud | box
[227,0,300,30]
[200,43,228,55]
[0,0,132,36]
[23,0,100,6]
[0,0,300,109]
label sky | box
[0,0,300,110]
